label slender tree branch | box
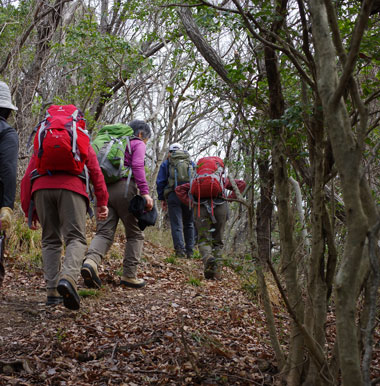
[231,0,315,89]
[0,0,72,75]
[329,0,374,107]
[323,0,371,146]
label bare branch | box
[329,0,374,107]
[0,0,72,75]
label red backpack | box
[190,156,225,216]
[33,105,90,176]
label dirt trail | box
[0,240,277,385]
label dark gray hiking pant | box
[85,179,144,278]
[194,201,228,266]
[167,191,194,256]
[34,189,87,290]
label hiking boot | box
[120,276,146,289]
[81,259,101,289]
[46,288,63,306]
[57,279,80,310]
[204,258,221,280]
[186,251,193,259]
[175,249,186,258]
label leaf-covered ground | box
[0,235,279,386]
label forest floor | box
[0,230,280,386]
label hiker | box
[156,143,195,258]
[175,156,246,280]
[81,119,154,289]
[20,105,109,310]
[0,81,19,286]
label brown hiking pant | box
[85,179,144,278]
[194,201,228,266]
[34,189,87,290]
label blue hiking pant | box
[167,191,194,255]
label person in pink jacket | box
[81,120,154,290]
[21,141,109,310]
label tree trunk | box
[264,42,305,384]
[303,109,329,385]
[15,0,66,171]
[309,0,378,384]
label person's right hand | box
[142,194,154,211]
[97,205,109,221]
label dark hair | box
[128,120,151,140]
[0,108,11,120]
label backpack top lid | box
[195,156,224,174]
[44,104,85,127]
[169,149,190,161]
[96,123,133,137]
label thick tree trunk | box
[309,0,378,384]
[264,43,305,384]
[303,112,329,385]
[256,157,274,265]
[256,154,285,369]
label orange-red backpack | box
[33,105,89,176]
[189,156,225,217]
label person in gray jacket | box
[0,81,19,286]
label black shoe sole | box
[57,281,80,310]
[81,264,101,289]
[46,296,63,306]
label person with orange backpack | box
[175,156,246,280]
[0,81,19,286]
[20,105,109,310]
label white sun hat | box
[0,81,18,111]
[169,142,183,152]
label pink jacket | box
[124,138,149,195]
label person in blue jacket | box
[0,81,19,286]
[156,143,195,258]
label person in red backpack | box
[175,157,246,280]
[20,106,109,310]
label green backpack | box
[164,150,193,198]
[92,123,135,184]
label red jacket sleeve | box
[175,183,191,206]
[87,146,109,207]
[21,156,35,216]
[224,178,246,199]
[20,156,38,223]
